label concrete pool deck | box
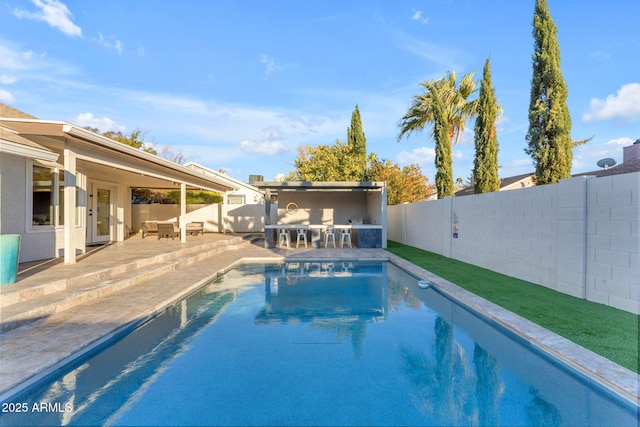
[0,233,637,408]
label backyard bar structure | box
[254,181,387,249]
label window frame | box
[27,160,84,232]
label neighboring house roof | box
[455,173,535,197]
[184,162,261,195]
[574,158,640,178]
[456,141,640,196]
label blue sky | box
[1,0,639,184]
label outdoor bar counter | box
[264,224,383,248]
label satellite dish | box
[597,158,616,169]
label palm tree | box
[398,71,478,198]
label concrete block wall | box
[585,173,639,313]
[387,173,639,314]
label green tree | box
[368,157,433,205]
[85,127,158,155]
[431,88,455,198]
[287,141,349,181]
[132,189,222,204]
[288,105,369,182]
[525,0,572,185]
[346,104,367,180]
[398,71,477,198]
[473,58,501,194]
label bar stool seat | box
[278,228,291,248]
[340,228,352,248]
[296,228,307,248]
[324,228,336,248]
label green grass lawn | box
[386,241,640,373]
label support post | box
[63,149,77,264]
[180,183,187,242]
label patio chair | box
[141,221,158,238]
[186,221,204,236]
[157,222,179,240]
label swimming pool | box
[0,261,636,426]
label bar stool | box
[324,227,336,248]
[296,228,307,248]
[277,228,291,248]
[340,228,352,248]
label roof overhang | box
[0,126,59,162]
[254,181,386,192]
[0,118,237,193]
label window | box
[31,164,82,228]
[227,194,245,204]
[58,170,65,225]
[32,165,54,226]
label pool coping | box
[385,253,640,408]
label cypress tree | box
[347,104,367,180]
[473,58,501,193]
[525,0,573,185]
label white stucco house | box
[0,103,244,264]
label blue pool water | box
[0,261,636,426]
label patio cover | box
[253,181,386,226]
[0,117,237,263]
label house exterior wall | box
[387,173,639,314]
[224,203,264,232]
[0,153,27,235]
[1,154,85,262]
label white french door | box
[88,183,116,243]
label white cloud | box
[92,33,124,54]
[572,137,633,171]
[453,149,465,160]
[606,137,634,147]
[583,83,640,122]
[240,139,288,156]
[240,127,289,156]
[400,36,469,70]
[260,54,282,77]
[14,0,82,37]
[0,40,80,87]
[74,112,126,132]
[397,146,435,164]
[411,10,429,25]
[0,88,15,103]
[0,42,38,71]
[0,75,17,84]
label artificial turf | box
[385,240,640,373]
